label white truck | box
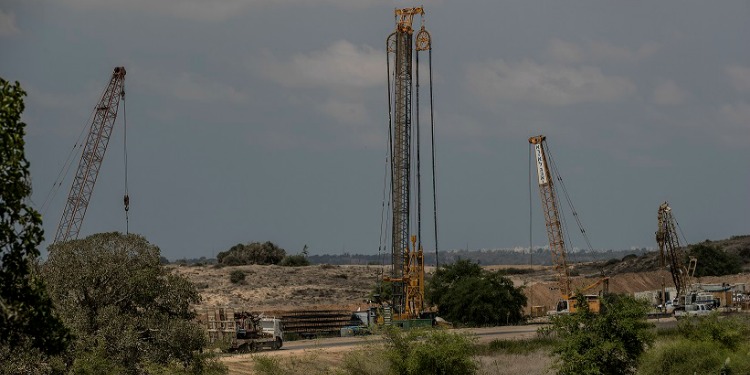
[674,303,712,319]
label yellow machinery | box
[382,7,434,322]
[529,135,608,314]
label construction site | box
[8,2,750,374]
[41,4,750,341]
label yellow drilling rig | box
[379,6,436,326]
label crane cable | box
[545,142,595,253]
[428,46,439,268]
[378,36,395,296]
[39,84,109,216]
[121,85,129,235]
[416,39,422,250]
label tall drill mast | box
[54,67,126,243]
[656,202,696,303]
[385,7,432,319]
[529,135,572,298]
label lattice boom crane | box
[54,67,126,243]
[656,202,696,304]
[529,135,607,313]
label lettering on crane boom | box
[534,144,548,186]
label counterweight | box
[54,67,126,243]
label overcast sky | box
[2,1,748,260]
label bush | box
[230,270,246,284]
[279,255,310,267]
[378,327,478,375]
[551,293,654,375]
[605,258,620,266]
[217,241,286,266]
[426,259,526,326]
[689,243,742,276]
[640,315,750,374]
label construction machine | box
[529,135,608,314]
[380,6,436,326]
[201,307,283,352]
[656,202,698,310]
[54,67,127,243]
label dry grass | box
[476,351,555,375]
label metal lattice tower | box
[529,135,572,298]
[385,7,431,319]
[54,67,126,243]
[656,202,695,302]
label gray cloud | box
[547,39,659,64]
[136,69,248,104]
[652,80,687,106]
[258,40,382,90]
[465,59,637,107]
[58,0,379,21]
[0,9,19,36]
[726,65,750,92]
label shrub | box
[279,254,310,267]
[551,293,654,375]
[377,327,477,375]
[217,241,286,266]
[605,258,620,266]
[229,270,246,284]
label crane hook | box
[123,194,130,212]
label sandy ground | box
[173,263,749,374]
[172,263,750,316]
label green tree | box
[426,259,526,326]
[44,232,224,374]
[0,78,70,359]
[217,241,286,265]
[689,242,742,277]
[552,293,654,375]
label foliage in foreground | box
[639,314,750,375]
[43,232,226,375]
[0,77,71,369]
[551,293,654,375]
[426,259,527,326]
[252,328,477,375]
[481,336,558,355]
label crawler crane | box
[656,202,697,309]
[529,135,608,314]
[54,67,127,243]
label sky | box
[1,1,748,261]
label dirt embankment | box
[172,263,750,315]
[171,264,386,313]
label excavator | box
[529,135,608,314]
